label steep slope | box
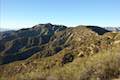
[0,23,67,64]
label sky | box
[0,0,120,29]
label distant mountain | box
[104,27,120,32]
[0,28,11,32]
[0,23,120,80]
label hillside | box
[0,23,120,80]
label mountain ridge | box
[0,23,120,80]
[0,23,118,65]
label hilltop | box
[0,23,120,80]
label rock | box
[62,53,74,64]
[78,51,84,57]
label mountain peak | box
[85,26,110,35]
[75,25,110,35]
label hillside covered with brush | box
[0,23,120,80]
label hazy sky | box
[0,0,120,29]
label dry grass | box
[3,47,119,80]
